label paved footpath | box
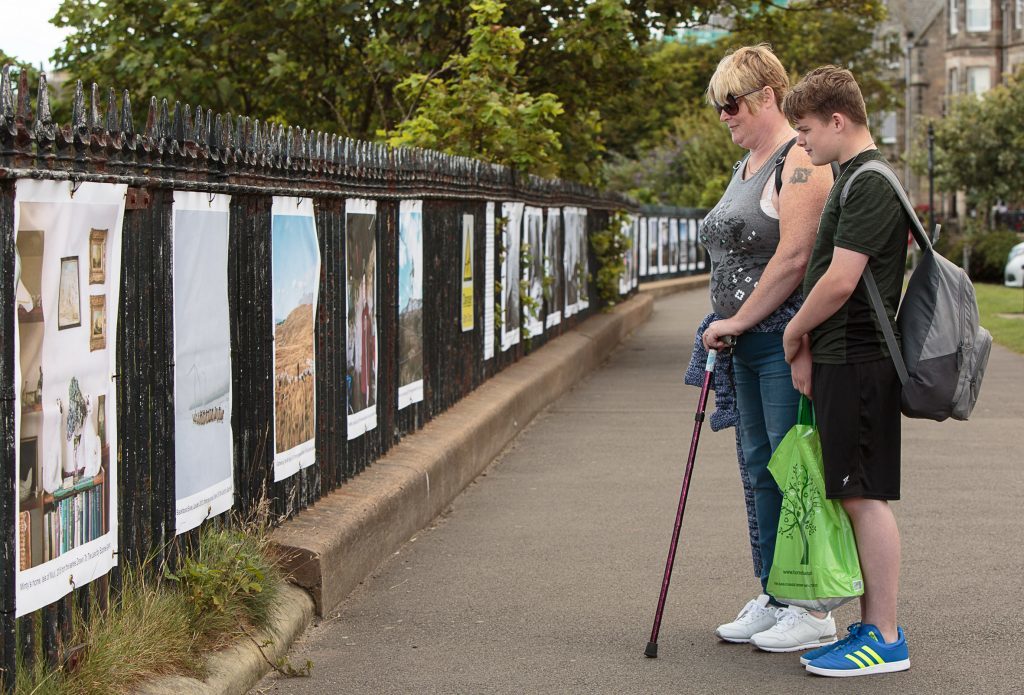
[257,288,1024,694]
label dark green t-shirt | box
[802,150,910,364]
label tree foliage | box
[383,0,564,176]
[47,0,893,190]
[917,71,1024,214]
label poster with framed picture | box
[58,256,81,329]
[89,295,106,351]
[89,228,107,284]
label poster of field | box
[346,199,378,439]
[398,200,424,409]
[523,206,544,338]
[500,202,523,352]
[13,180,125,617]
[271,197,321,481]
[172,192,235,531]
[545,207,563,328]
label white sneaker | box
[715,595,778,643]
[751,606,837,653]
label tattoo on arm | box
[788,167,812,184]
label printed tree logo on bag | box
[779,464,822,566]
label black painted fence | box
[0,67,705,689]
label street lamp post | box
[928,122,935,237]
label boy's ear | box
[831,112,845,132]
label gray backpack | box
[841,161,991,421]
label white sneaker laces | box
[771,607,804,631]
[736,600,770,623]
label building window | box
[966,66,991,95]
[1017,0,1022,30]
[948,67,959,95]
[966,0,991,32]
[879,111,898,145]
[950,0,959,34]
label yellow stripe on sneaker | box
[845,653,868,668]
[861,646,885,665]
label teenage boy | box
[780,66,911,677]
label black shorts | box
[812,359,901,500]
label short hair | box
[706,44,789,115]
[783,66,868,126]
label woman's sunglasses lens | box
[714,95,740,116]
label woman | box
[696,44,834,652]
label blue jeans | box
[733,332,800,602]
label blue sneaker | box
[799,622,862,666]
[805,624,910,677]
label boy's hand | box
[703,318,741,350]
[782,324,804,363]
[790,337,813,398]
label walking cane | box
[645,339,730,658]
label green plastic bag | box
[766,397,864,612]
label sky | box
[0,0,73,70]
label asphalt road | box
[256,288,1024,694]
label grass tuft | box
[975,282,1024,354]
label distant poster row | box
[497,205,590,353]
[636,216,706,278]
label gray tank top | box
[699,141,791,318]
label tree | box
[778,463,822,566]
[383,0,564,176]
[917,71,1024,218]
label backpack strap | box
[862,266,909,385]
[839,159,926,385]
[774,138,841,193]
[773,138,798,194]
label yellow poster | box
[461,214,474,331]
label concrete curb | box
[137,583,315,695]
[638,273,709,298]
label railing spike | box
[144,96,158,141]
[172,101,185,144]
[16,69,32,124]
[33,73,55,142]
[90,83,101,132]
[105,87,118,133]
[158,98,171,143]
[192,105,204,144]
[0,65,13,131]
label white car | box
[1006,242,1024,288]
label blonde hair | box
[706,44,789,114]
[783,66,868,126]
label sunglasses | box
[713,87,764,116]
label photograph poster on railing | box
[658,217,670,275]
[483,202,495,360]
[461,213,475,333]
[639,217,648,277]
[346,198,378,439]
[500,202,523,352]
[523,206,544,338]
[669,218,680,274]
[398,200,424,409]
[565,206,589,314]
[545,207,563,329]
[619,214,635,296]
[632,217,641,289]
[271,197,321,482]
[13,179,124,616]
[172,192,235,531]
[647,217,658,277]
